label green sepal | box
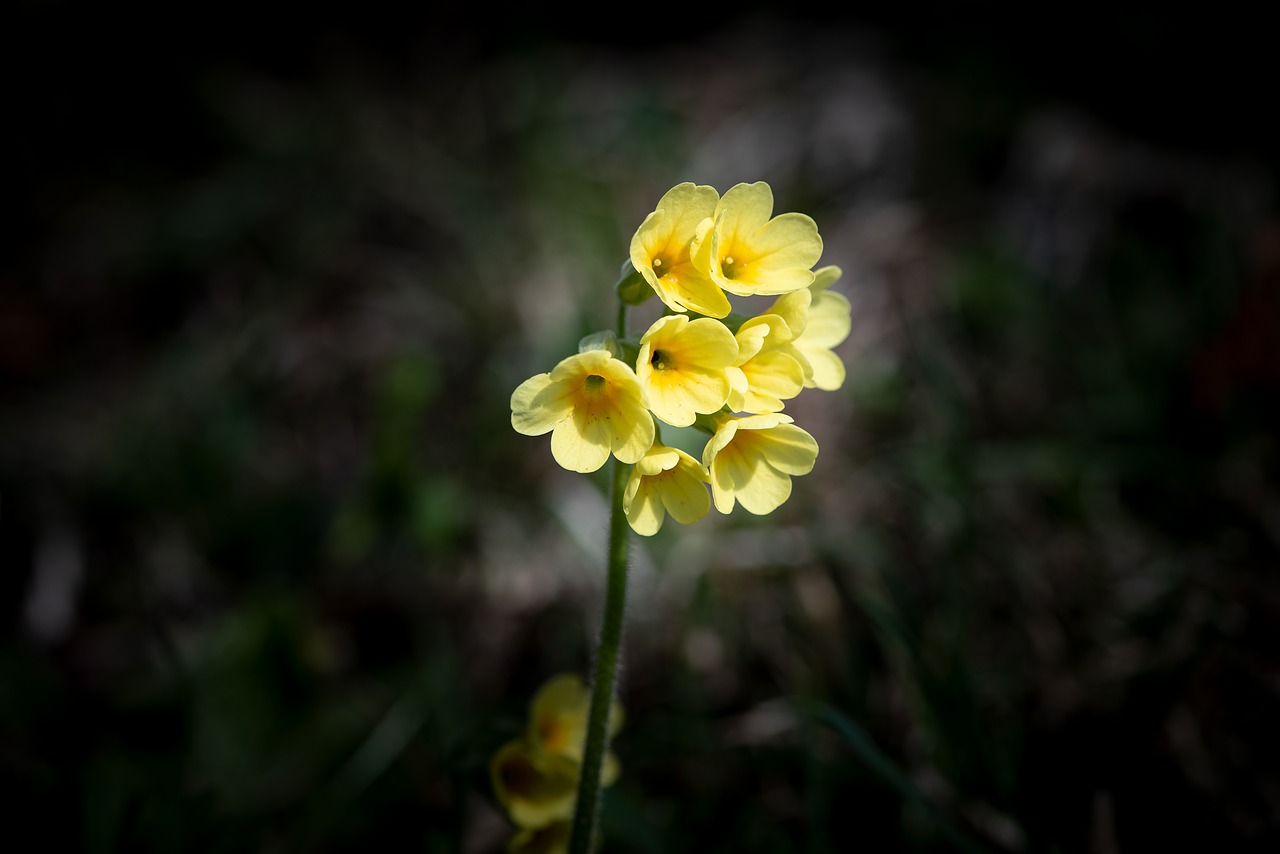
[692,409,730,435]
[579,330,622,359]
[615,259,654,306]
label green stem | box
[568,453,631,854]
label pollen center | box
[650,349,673,371]
[583,374,607,394]
[722,255,738,279]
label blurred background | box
[4,4,1279,852]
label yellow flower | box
[490,739,580,829]
[623,444,712,536]
[629,182,732,318]
[507,821,572,854]
[511,350,655,473]
[491,674,624,832]
[766,265,851,391]
[726,313,807,414]
[703,413,819,515]
[691,181,823,298]
[527,674,623,769]
[636,314,738,427]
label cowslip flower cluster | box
[511,181,851,535]
[490,674,623,853]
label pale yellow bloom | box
[791,265,851,390]
[527,674,623,769]
[490,674,623,834]
[703,413,819,515]
[489,739,580,829]
[725,313,807,414]
[762,265,849,391]
[511,350,654,473]
[636,314,738,427]
[691,181,823,298]
[629,182,731,318]
[623,444,712,536]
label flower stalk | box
[567,450,630,854]
[568,300,633,854]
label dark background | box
[4,4,1279,852]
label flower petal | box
[661,467,712,524]
[733,461,794,515]
[550,415,611,473]
[715,182,774,241]
[625,479,666,536]
[758,423,819,475]
[511,373,571,435]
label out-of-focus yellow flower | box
[511,350,654,473]
[726,313,808,414]
[629,182,731,318]
[623,444,712,536]
[702,413,819,515]
[490,739,580,829]
[507,820,573,854]
[491,673,623,836]
[528,674,623,769]
[691,181,822,298]
[636,314,738,427]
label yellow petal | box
[733,321,771,364]
[766,289,811,338]
[758,424,819,475]
[800,347,847,391]
[624,479,666,536]
[714,182,774,242]
[610,393,655,463]
[738,350,805,413]
[802,290,851,348]
[511,373,572,436]
[732,461,794,515]
[550,416,611,473]
[810,264,843,292]
[490,740,578,829]
[744,213,823,278]
[661,465,712,524]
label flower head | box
[623,444,712,536]
[629,182,731,318]
[527,674,623,767]
[703,413,819,515]
[491,674,623,834]
[490,739,580,829]
[636,314,738,427]
[691,181,823,298]
[511,350,655,473]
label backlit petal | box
[550,416,611,473]
[511,374,572,435]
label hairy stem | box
[568,453,630,853]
